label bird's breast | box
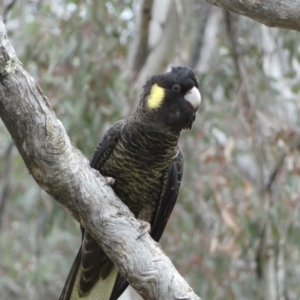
[100,128,178,221]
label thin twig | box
[0,140,14,230]
[264,153,286,194]
[224,11,251,111]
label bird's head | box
[136,66,201,132]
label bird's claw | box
[136,220,151,240]
[103,176,115,186]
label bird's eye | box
[172,84,181,92]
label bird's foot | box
[136,220,151,240]
[103,176,115,186]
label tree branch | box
[0,17,201,300]
[264,153,285,194]
[206,0,300,32]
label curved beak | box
[184,87,201,110]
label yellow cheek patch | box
[147,84,165,109]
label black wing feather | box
[59,246,82,300]
[151,149,184,241]
[90,120,126,170]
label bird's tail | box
[59,247,119,300]
[59,246,82,300]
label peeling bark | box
[206,0,300,32]
[0,18,201,300]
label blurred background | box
[1,0,300,299]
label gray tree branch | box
[0,18,201,300]
[206,0,300,32]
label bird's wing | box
[150,147,184,241]
[109,149,184,300]
[90,119,126,170]
[59,120,125,300]
[59,245,82,300]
